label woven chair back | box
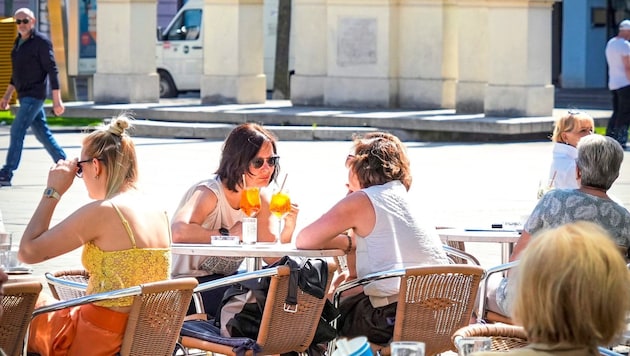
[47,269,89,300]
[0,281,42,356]
[452,324,529,351]
[256,263,335,354]
[393,265,484,356]
[119,278,197,356]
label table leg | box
[501,243,511,264]
[245,257,264,271]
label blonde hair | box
[551,111,594,143]
[82,114,138,198]
[513,221,630,347]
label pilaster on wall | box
[323,0,399,108]
[398,0,457,109]
[291,0,327,106]
[93,0,159,103]
[484,0,555,117]
[455,0,487,114]
[200,0,266,104]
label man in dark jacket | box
[0,8,66,186]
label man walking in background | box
[0,8,66,186]
[605,19,630,149]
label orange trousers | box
[28,303,129,356]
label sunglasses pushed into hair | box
[250,155,279,169]
[15,18,30,24]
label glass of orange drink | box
[240,187,261,217]
[269,190,291,243]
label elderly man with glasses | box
[0,8,66,187]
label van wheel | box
[159,71,178,98]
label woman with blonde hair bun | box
[19,113,172,355]
[474,221,630,355]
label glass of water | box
[0,232,12,269]
[391,341,425,356]
[457,337,492,356]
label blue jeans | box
[2,97,66,172]
[606,85,630,147]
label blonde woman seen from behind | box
[19,114,171,356]
[473,221,630,356]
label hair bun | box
[107,114,132,136]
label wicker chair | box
[452,324,528,351]
[180,260,336,356]
[46,269,89,300]
[332,264,485,356]
[0,281,42,356]
[31,278,198,356]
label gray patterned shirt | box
[525,189,630,247]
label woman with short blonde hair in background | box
[474,221,630,356]
[545,110,594,191]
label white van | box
[155,0,286,97]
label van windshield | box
[164,9,202,41]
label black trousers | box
[606,85,630,147]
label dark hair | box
[348,132,412,190]
[216,123,279,192]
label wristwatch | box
[43,187,60,200]
[219,227,230,236]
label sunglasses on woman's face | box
[250,155,279,169]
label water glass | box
[390,342,425,356]
[0,232,11,269]
[242,217,257,244]
[457,337,492,356]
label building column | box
[398,0,457,109]
[93,0,159,104]
[200,0,266,104]
[290,0,327,106]
[484,0,555,117]
[455,0,487,113]
[323,0,398,108]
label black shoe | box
[0,170,12,187]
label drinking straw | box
[242,174,247,188]
[279,173,288,192]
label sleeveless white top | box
[355,180,449,299]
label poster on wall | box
[78,0,96,74]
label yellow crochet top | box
[82,202,171,307]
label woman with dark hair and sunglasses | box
[171,122,298,315]
[18,114,172,355]
[296,131,448,345]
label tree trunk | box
[272,0,291,99]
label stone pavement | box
[1,126,629,291]
[50,88,615,142]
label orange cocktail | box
[240,187,261,217]
[269,191,291,218]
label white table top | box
[438,228,522,244]
[171,242,345,258]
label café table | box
[171,242,345,271]
[438,228,522,264]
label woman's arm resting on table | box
[171,187,221,243]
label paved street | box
[1,126,629,286]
